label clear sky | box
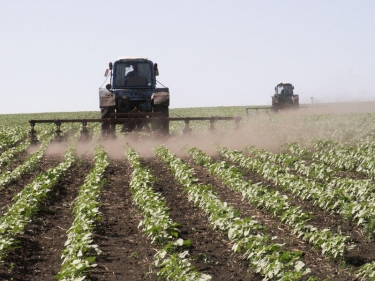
[1,0,374,114]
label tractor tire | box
[152,105,169,135]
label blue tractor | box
[99,57,170,135]
[28,57,242,142]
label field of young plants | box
[1,103,375,281]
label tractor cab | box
[275,83,294,96]
[111,58,158,89]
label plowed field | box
[0,139,374,281]
[1,106,375,280]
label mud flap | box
[99,88,116,108]
[152,90,169,106]
[151,89,170,134]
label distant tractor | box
[272,83,299,111]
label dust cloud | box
[302,102,375,115]
[45,141,70,157]
[28,102,375,160]
[96,101,375,159]
[26,144,40,155]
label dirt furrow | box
[143,157,259,281]
[91,159,157,281]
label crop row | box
[190,147,350,260]
[222,144,375,237]
[155,146,311,281]
[218,146,375,280]
[0,124,81,189]
[125,146,211,281]
[285,142,374,202]
[55,145,109,281]
[248,143,375,236]
[0,125,29,151]
[305,139,375,179]
[0,146,76,262]
[0,139,31,170]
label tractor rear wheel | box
[152,105,169,135]
[100,107,115,137]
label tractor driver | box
[125,64,137,77]
[124,64,148,86]
[124,64,138,84]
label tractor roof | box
[117,56,149,61]
[277,82,293,86]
